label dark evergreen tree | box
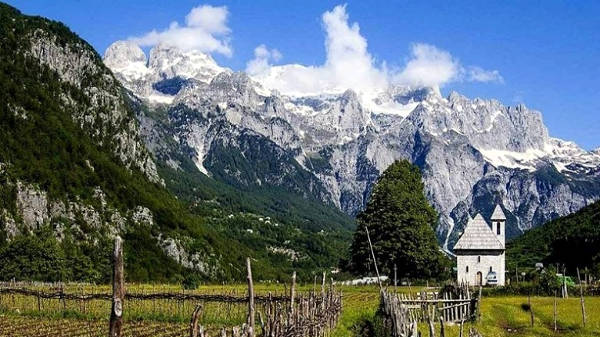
[348,160,449,279]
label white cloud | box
[393,43,461,88]
[250,5,388,97]
[130,5,232,56]
[246,44,282,76]
[249,5,502,98]
[466,66,504,83]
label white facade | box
[454,205,506,286]
[456,250,505,286]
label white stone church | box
[453,205,506,286]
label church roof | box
[491,204,506,220]
[453,214,504,251]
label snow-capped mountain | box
[104,41,228,104]
[104,41,600,249]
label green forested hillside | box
[0,2,352,284]
[507,200,600,276]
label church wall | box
[456,250,505,286]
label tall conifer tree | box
[349,160,449,279]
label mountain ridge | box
[104,40,600,249]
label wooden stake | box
[553,290,557,332]
[427,307,435,337]
[439,316,445,337]
[477,286,482,322]
[365,225,382,290]
[190,304,203,337]
[562,266,568,298]
[246,257,255,337]
[577,268,586,327]
[528,293,534,327]
[394,264,397,293]
[109,236,124,337]
[290,271,296,315]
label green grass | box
[1,284,599,336]
[332,287,600,337]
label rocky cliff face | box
[0,4,229,281]
[28,31,160,184]
[106,41,600,249]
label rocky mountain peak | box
[447,90,467,103]
[103,40,146,70]
[104,41,228,103]
[148,43,224,82]
[341,89,359,102]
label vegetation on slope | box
[507,200,600,277]
[0,2,352,283]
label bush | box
[182,273,202,290]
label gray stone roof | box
[453,214,504,251]
[491,204,506,220]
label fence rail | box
[0,288,291,303]
[0,238,343,337]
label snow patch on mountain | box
[478,148,546,171]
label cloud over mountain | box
[127,4,502,96]
[130,5,232,56]
[249,5,502,97]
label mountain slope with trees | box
[507,200,600,277]
[0,2,352,283]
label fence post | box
[109,236,124,337]
[394,264,397,293]
[321,271,326,310]
[365,225,382,290]
[190,304,203,337]
[427,306,435,337]
[290,271,296,316]
[528,293,534,327]
[577,268,586,327]
[553,290,557,332]
[246,257,255,337]
[562,266,568,298]
[477,286,482,321]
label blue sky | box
[7,0,600,149]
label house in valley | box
[454,205,506,286]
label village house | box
[454,205,506,286]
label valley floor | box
[0,284,598,336]
[334,286,600,337]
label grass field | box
[1,284,599,336]
[331,285,600,337]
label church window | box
[466,266,469,273]
[477,256,481,263]
[497,222,501,235]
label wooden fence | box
[394,285,477,323]
[190,261,342,337]
[379,285,479,337]
[0,239,343,337]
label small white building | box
[454,205,506,286]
